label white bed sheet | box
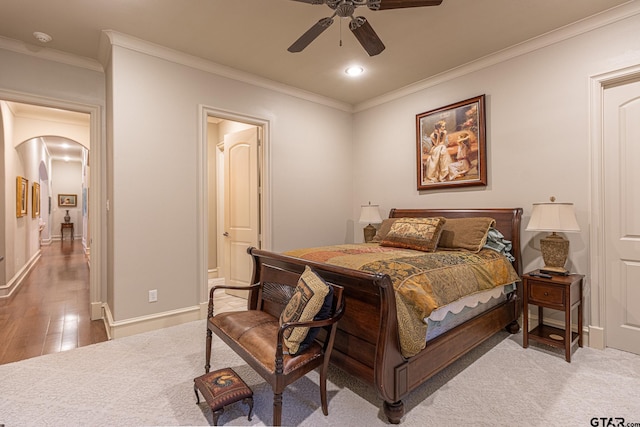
[427,284,512,322]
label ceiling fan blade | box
[369,0,443,11]
[288,17,334,53]
[350,16,385,56]
[289,0,326,4]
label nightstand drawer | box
[528,282,564,306]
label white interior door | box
[223,127,260,298]
[603,78,640,355]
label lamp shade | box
[359,204,382,224]
[525,203,580,232]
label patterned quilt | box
[284,244,520,358]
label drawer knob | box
[544,292,549,296]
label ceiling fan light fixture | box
[289,0,442,56]
[345,65,364,76]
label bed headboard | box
[388,208,523,276]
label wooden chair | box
[205,274,345,426]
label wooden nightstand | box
[522,270,584,362]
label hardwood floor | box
[0,240,248,366]
[0,240,108,365]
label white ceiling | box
[0,0,631,107]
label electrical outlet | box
[148,289,158,302]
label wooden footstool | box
[194,368,254,426]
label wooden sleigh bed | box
[246,208,523,423]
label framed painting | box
[58,194,77,207]
[416,94,487,191]
[16,176,28,217]
[32,182,41,218]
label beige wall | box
[352,10,640,329]
[105,38,353,323]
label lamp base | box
[363,224,377,243]
[540,232,570,275]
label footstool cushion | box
[194,368,254,426]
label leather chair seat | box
[210,311,323,374]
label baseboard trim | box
[0,250,41,298]
[104,305,203,339]
[588,325,605,349]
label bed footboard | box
[247,248,405,403]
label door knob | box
[223,232,229,237]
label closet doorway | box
[205,113,266,299]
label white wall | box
[105,41,353,322]
[352,11,640,328]
[1,103,50,292]
[51,160,83,238]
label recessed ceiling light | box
[345,66,364,76]
[33,31,52,43]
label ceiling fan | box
[288,0,443,56]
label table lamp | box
[525,198,580,275]
[359,202,382,243]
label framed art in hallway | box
[58,194,77,207]
[16,176,28,217]
[32,182,40,218]
[416,95,487,191]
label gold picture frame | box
[16,176,28,217]
[416,95,487,191]
[32,182,41,218]
[58,194,77,207]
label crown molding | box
[100,30,353,113]
[354,0,640,112]
[0,36,104,72]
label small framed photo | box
[32,182,41,218]
[58,194,77,207]
[16,176,28,217]
[416,95,487,191]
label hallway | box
[0,241,108,365]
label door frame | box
[0,88,104,319]
[589,64,640,349]
[197,105,271,310]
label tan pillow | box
[437,217,496,252]
[280,266,331,355]
[380,217,446,252]
[371,218,399,242]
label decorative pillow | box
[437,217,496,252]
[379,217,446,252]
[280,266,331,355]
[370,218,398,243]
[297,285,334,354]
[484,227,515,261]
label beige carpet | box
[0,320,638,426]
